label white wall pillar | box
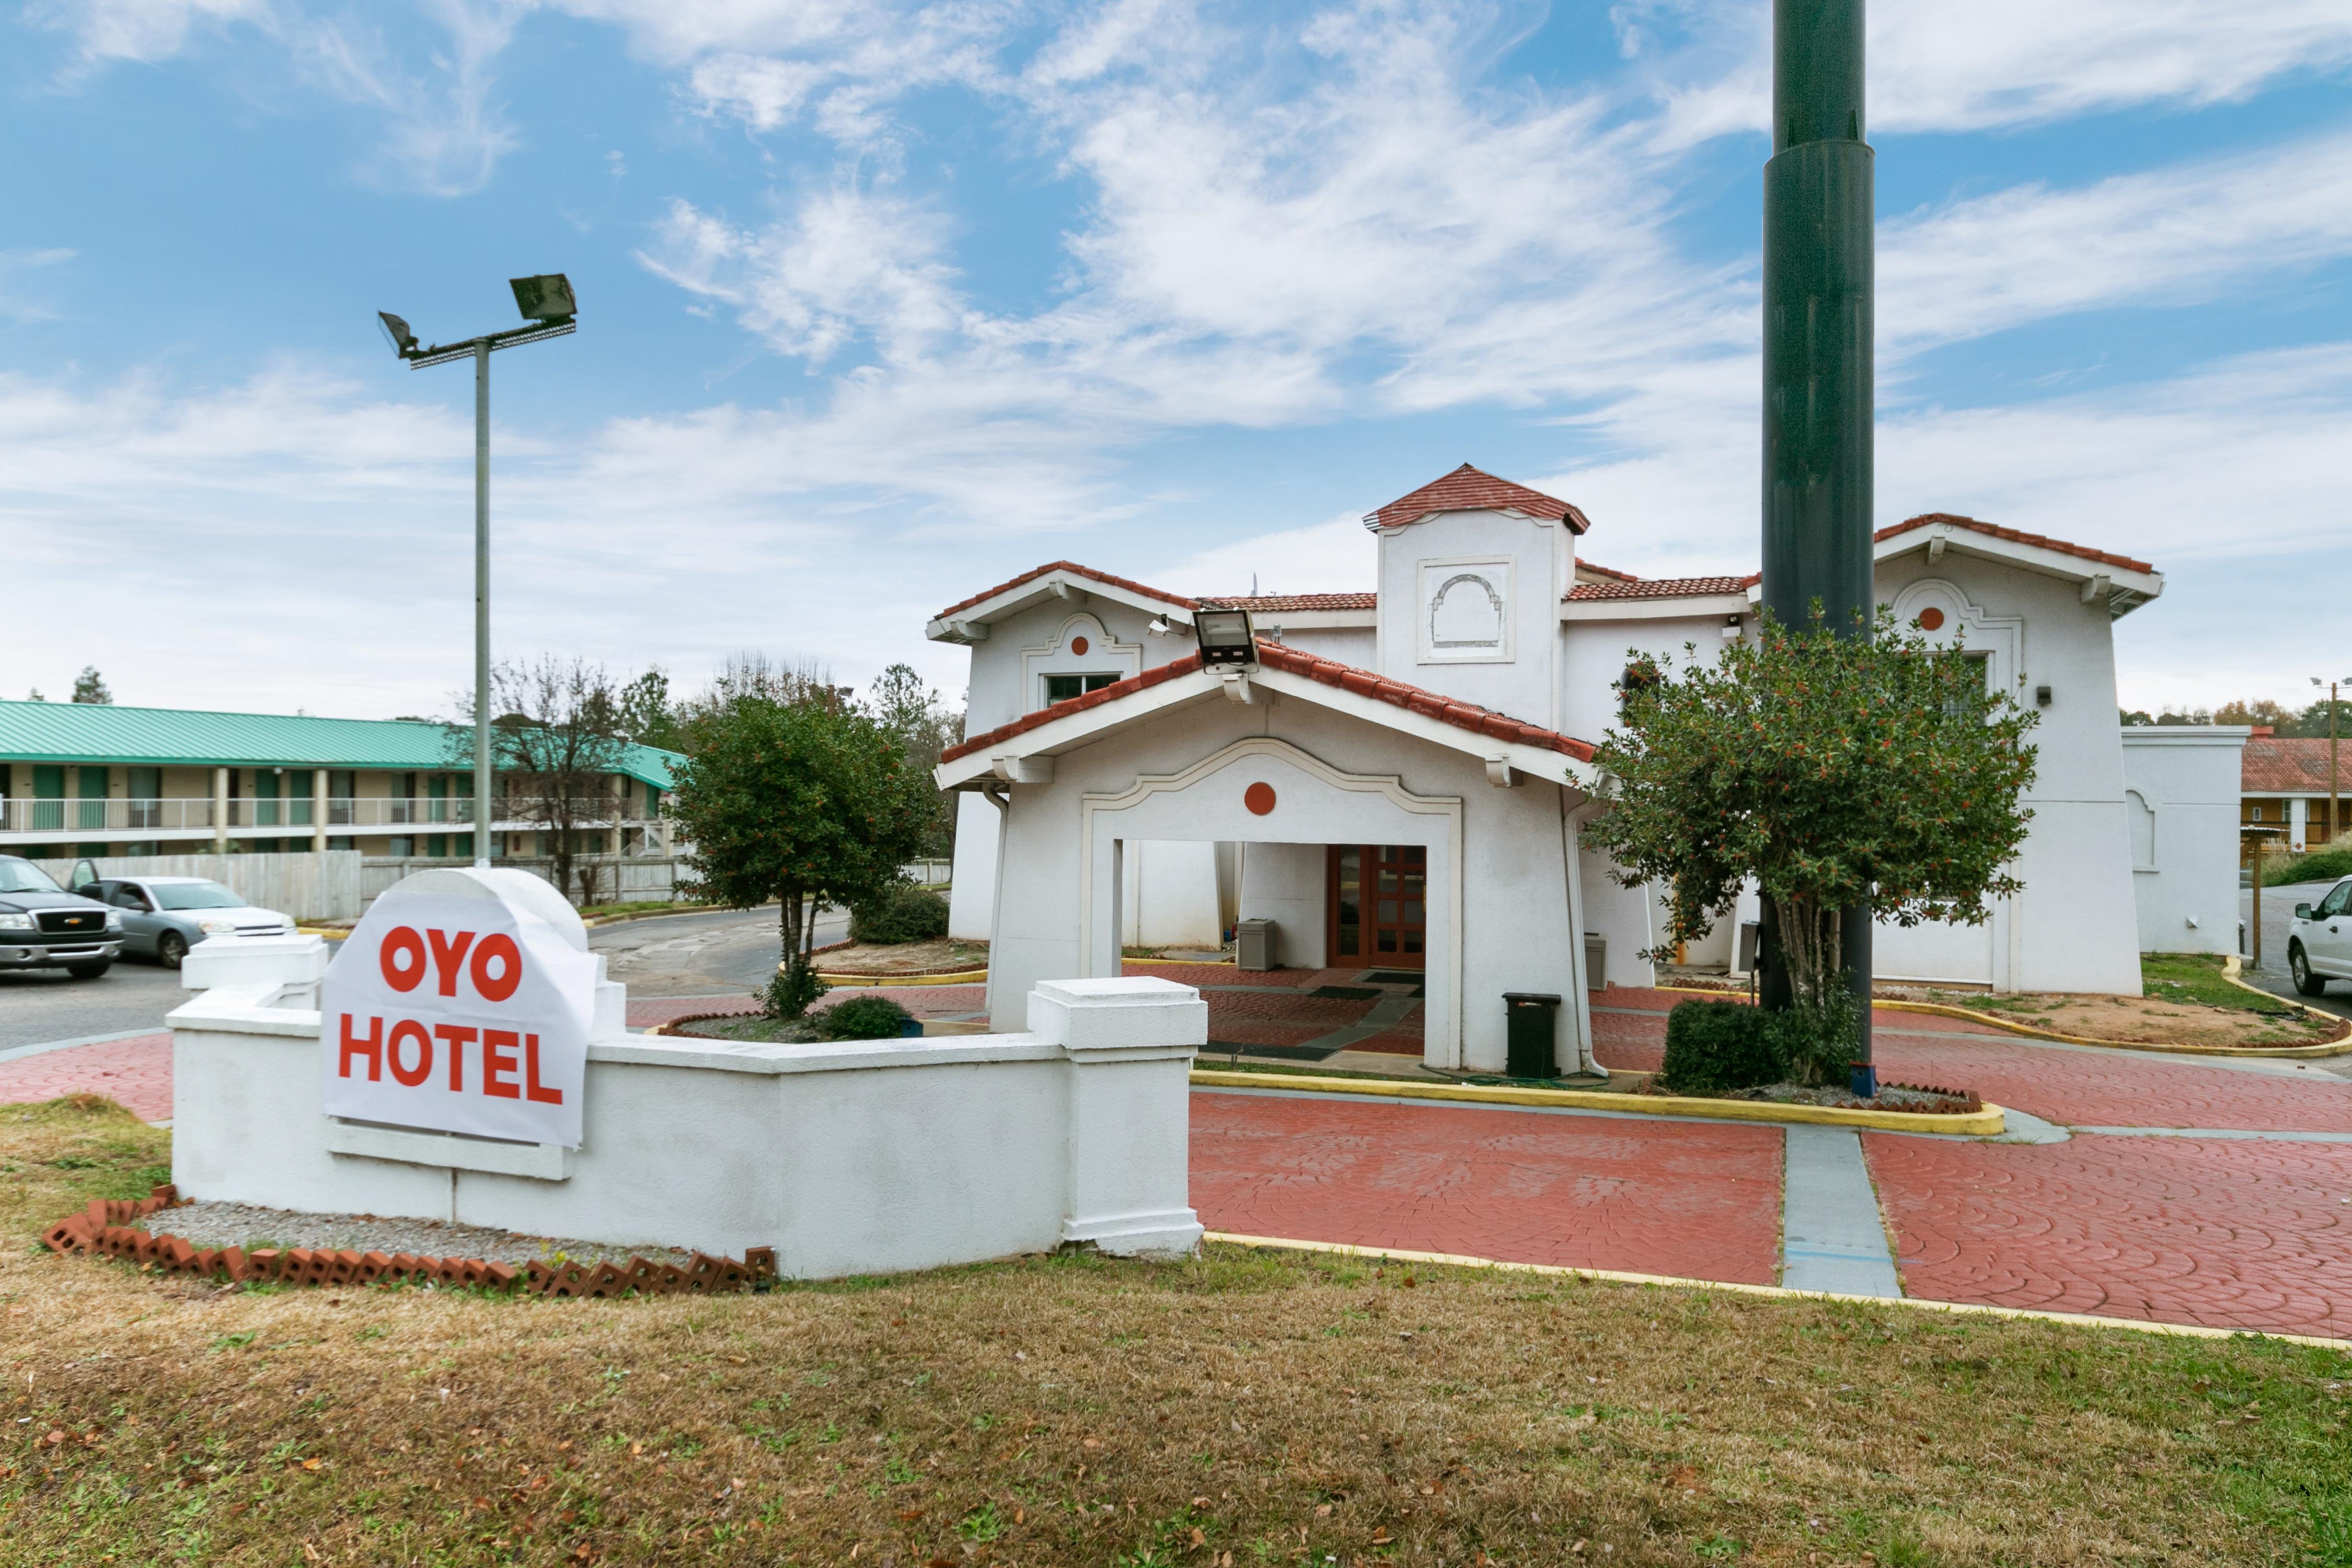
[2291,797,2309,853]
[212,766,229,852]
[312,770,329,854]
[1029,977,1205,1258]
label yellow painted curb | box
[296,927,349,941]
[816,969,988,988]
[1190,1068,2005,1136]
[1202,1232,2352,1352]
[1653,981,2352,1059]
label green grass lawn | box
[2141,953,2306,1016]
[7,1095,2352,1565]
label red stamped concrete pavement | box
[1866,1132,2352,1339]
[1595,988,2352,1131]
[1191,1089,1782,1284]
[0,1034,173,1122]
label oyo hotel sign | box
[320,877,598,1147]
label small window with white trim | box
[1044,673,1120,705]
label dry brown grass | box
[4,1096,2349,1567]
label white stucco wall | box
[1236,840,1327,967]
[947,790,1000,941]
[1560,611,1742,748]
[170,951,1207,1276]
[962,596,1190,738]
[1121,839,1226,948]
[1375,509,1569,728]
[984,689,1589,1073]
[1870,553,2143,994]
[2119,726,2249,955]
[1272,627,1375,666]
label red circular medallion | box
[1070,636,1090,655]
[1243,782,1276,816]
[1917,606,1945,631]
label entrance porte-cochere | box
[1326,844,1427,969]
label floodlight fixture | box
[371,273,580,867]
[510,272,577,322]
[377,311,418,356]
[1192,605,1258,668]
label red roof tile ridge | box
[1203,591,1379,612]
[1574,559,1642,582]
[1876,514,2155,577]
[932,561,1196,623]
[1367,463,1592,534]
[1568,574,1757,602]
[940,642,1597,766]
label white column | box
[312,771,329,854]
[1028,977,1205,1258]
[212,767,229,853]
[2291,797,2309,853]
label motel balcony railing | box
[0,797,668,839]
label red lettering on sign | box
[470,933,522,1002]
[338,1014,384,1081]
[524,1033,563,1105]
[379,927,426,993]
[482,1029,522,1099]
[426,928,476,997]
[433,1023,477,1092]
[387,1020,433,1087]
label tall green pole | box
[1760,0,1876,1091]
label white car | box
[68,868,295,970]
[2288,876,2352,998]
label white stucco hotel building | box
[930,465,2222,1077]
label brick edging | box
[40,1185,778,1298]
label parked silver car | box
[2289,877,2352,998]
[69,868,295,970]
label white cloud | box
[27,0,270,68]
[1880,131,2352,353]
[0,248,77,322]
[32,0,525,195]
[1149,510,1376,601]
[1633,0,2352,146]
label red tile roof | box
[1367,464,1591,533]
[931,561,1195,622]
[940,642,1596,766]
[1575,559,1642,583]
[2244,737,2351,794]
[1206,592,1378,612]
[1876,514,2155,577]
[1568,574,1758,602]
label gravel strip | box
[147,1201,697,1267]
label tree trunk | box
[779,879,805,967]
[1770,893,1842,1013]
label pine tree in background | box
[70,667,112,705]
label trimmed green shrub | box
[762,960,828,1021]
[1657,1000,1782,1094]
[849,883,950,945]
[1762,983,1861,1088]
[818,994,916,1040]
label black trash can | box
[1502,992,1562,1079]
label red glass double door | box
[1327,844,1427,969]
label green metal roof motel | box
[0,700,680,790]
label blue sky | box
[5,0,2349,720]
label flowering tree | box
[1586,608,2039,1041]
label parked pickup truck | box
[0,854,123,979]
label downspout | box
[1558,785,1602,1077]
[979,782,1011,1026]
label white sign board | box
[320,886,597,1147]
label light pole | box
[377,275,578,869]
[2312,677,2348,850]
